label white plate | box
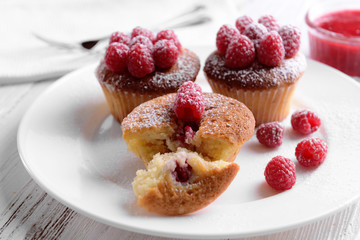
[18,46,360,239]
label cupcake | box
[204,15,306,126]
[121,82,255,168]
[96,27,200,123]
[132,148,239,215]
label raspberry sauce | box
[308,9,360,77]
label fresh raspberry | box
[109,32,130,45]
[264,156,296,191]
[104,43,129,73]
[216,25,240,55]
[235,15,254,33]
[174,81,205,122]
[156,29,182,51]
[153,39,179,69]
[225,35,255,68]
[291,110,321,135]
[257,31,285,67]
[256,122,284,147]
[258,15,280,31]
[131,26,155,43]
[278,25,301,58]
[243,23,268,41]
[127,43,155,78]
[295,138,328,167]
[129,35,153,50]
[173,159,192,182]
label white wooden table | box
[1,0,360,239]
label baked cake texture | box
[96,49,200,123]
[132,148,239,215]
[121,92,255,168]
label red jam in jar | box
[307,9,360,77]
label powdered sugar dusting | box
[121,94,177,132]
[96,48,200,93]
[121,92,255,144]
[204,51,306,90]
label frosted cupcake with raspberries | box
[204,15,306,126]
[121,82,255,168]
[96,27,200,123]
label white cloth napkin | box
[0,0,238,85]
[3,0,312,85]
[0,44,100,84]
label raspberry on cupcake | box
[121,82,255,168]
[96,27,200,123]
[204,15,306,126]
[125,82,255,215]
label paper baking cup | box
[207,78,298,126]
[100,84,160,123]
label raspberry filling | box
[173,158,192,183]
[176,125,196,145]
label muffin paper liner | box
[207,78,298,126]
[100,84,160,123]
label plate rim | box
[17,57,360,239]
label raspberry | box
[104,43,129,73]
[243,23,267,41]
[174,81,205,122]
[216,25,240,55]
[235,15,254,33]
[131,26,155,43]
[184,126,195,144]
[153,39,179,69]
[127,43,155,78]
[225,35,255,68]
[278,25,301,58]
[156,29,182,51]
[173,159,192,182]
[257,31,285,67]
[258,15,280,31]
[129,35,153,50]
[291,110,321,135]
[264,156,296,191]
[176,125,195,144]
[256,122,284,147]
[295,138,328,167]
[109,32,130,45]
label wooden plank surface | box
[1,0,360,239]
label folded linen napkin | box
[0,0,235,85]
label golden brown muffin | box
[132,148,239,215]
[121,92,255,168]
[204,51,306,126]
[96,49,200,123]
